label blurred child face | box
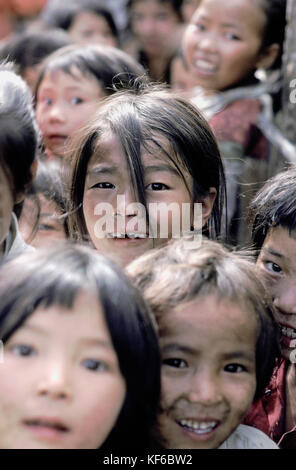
[68,11,117,47]
[183,0,267,92]
[170,56,197,96]
[256,226,296,363]
[130,0,180,58]
[182,0,201,24]
[158,294,257,448]
[0,164,15,251]
[19,194,66,249]
[0,291,126,449]
[82,131,205,267]
[36,67,103,158]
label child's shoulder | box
[219,424,279,449]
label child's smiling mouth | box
[177,417,220,440]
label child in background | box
[19,159,68,248]
[35,44,146,159]
[67,84,226,267]
[127,238,279,449]
[181,0,201,23]
[125,0,183,83]
[244,166,296,448]
[0,243,160,449]
[41,0,118,47]
[0,29,71,92]
[0,63,39,259]
[170,49,198,97]
[182,0,286,245]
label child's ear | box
[255,43,280,70]
[199,187,217,227]
[14,159,38,204]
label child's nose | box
[140,18,156,36]
[186,370,223,406]
[198,32,218,54]
[273,281,296,315]
[116,188,138,216]
[47,104,66,123]
[36,362,73,401]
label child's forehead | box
[158,293,257,342]
[90,129,187,169]
[261,226,296,262]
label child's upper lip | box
[278,321,296,332]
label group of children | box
[0,0,293,451]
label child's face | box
[0,291,126,449]
[68,11,117,47]
[130,0,180,57]
[256,226,296,363]
[36,68,103,158]
[183,0,266,92]
[0,163,14,251]
[158,294,257,448]
[170,56,198,96]
[19,194,66,249]
[83,132,194,267]
[182,0,201,24]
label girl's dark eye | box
[41,97,52,106]
[10,344,35,357]
[38,223,55,231]
[82,359,107,372]
[70,97,84,105]
[146,183,169,191]
[195,23,206,32]
[162,358,187,369]
[266,261,282,274]
[225,32,240,41]
[91,182,115,189]
[224,363,246,373]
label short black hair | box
[0,30,71,76]
[34,44,147,102]
[249,165,296,251]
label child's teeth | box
[280,325,296,339]
[179,419,217,434]
[195,60,216,72]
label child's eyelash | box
[90,182,115,189]
[9,344,35,357]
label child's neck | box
[285,363,296,432]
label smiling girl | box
[182,0,286,245]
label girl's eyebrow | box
[144,164,180,177]
[87,166,119,177]
[161,343,198,355]
[78,337,114,350]
[261,247,284,259]
[17,324,48,336]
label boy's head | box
[0,64,39,249]
[128,238,278,448]
[250,166,296,362]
